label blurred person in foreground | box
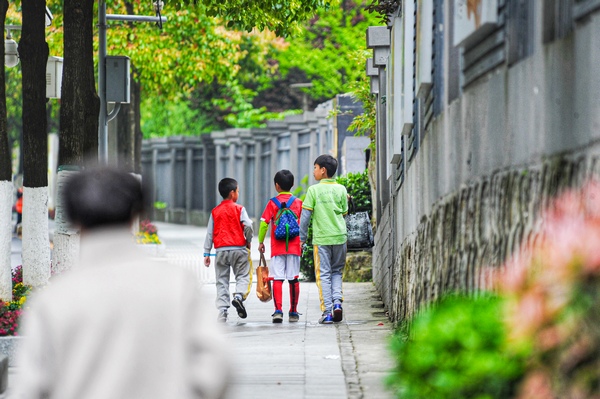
[16,167,230,399]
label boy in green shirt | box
[299,154,348,324]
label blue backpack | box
[271,196,300,251]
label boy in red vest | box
[204,178,254,323]
[14,187,23,234]
[258,170,303,323]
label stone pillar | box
[252,128,269,218]
[202,134,216,214]
[211,131,227,190]
[367,26,391,219]
[184,137,195,224]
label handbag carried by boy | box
[345,197,375,250]
[255,253,272,302]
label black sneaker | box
[272,310,283,323]
[333,304,343,322]
[232,297,247,319]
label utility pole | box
[97,1,166,164]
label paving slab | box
[3,222,395,399]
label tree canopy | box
[170,0,340,37]
[5,0,369,141]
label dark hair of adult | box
[274,170,294,191]
[314,154,338,178]
[218,178,238,199]
[64,167,145,229]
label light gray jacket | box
[17,228,230,399]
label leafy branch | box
[365,0,402,25]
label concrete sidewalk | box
[4,222,395,399]
[156,222,395,399]
[219,282,394,399]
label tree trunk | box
[0,0,13,301]
[20,0,50,287]
[59,0,99,166]
[54,0,99,274]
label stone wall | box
[366,6,600,324]
[142,96,369,223]
[390,155,597,322]
[373,203,395,309]
[344,251,373,282]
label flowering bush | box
[136,219,161,244]
[388,181,600,398]
[497,181,600,398]
[0,266,31,336]
[140,219,158,235]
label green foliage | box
[5,67,22,147]
[347,50,377,150]
[154,201,168,210]
[292,174,309,200]
[387,295,525,399]
[106,4,247,99]
[271,0,381,103]
[141,98,213,138]
[172,0,341,37]
[300,222,315,282]
[295,174,315,281]
[365,0,402,25]
[210,81,299,129]
[336,170,371,213]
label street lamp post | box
[97,0,166,164]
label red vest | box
[15,197,23,214]
[212,200,246,248]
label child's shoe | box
[232,295,247,319]
[288,312,300,323]
[217,311,228,323]
[272,310,283,323]
[333,304,343,322]
[318,312,334,324]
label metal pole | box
[97,8,166,164]
[107,14,167,23]
[98,0,108,164]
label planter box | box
[153,208,168,222]
[136,243,167,257]
[0,336,24,366]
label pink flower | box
[517,370,554,399]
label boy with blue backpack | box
[258,170,303,323]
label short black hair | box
[274,170,294,191]
[218,178,238,199]
[314,154,338,178]
[64,167,145,229]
